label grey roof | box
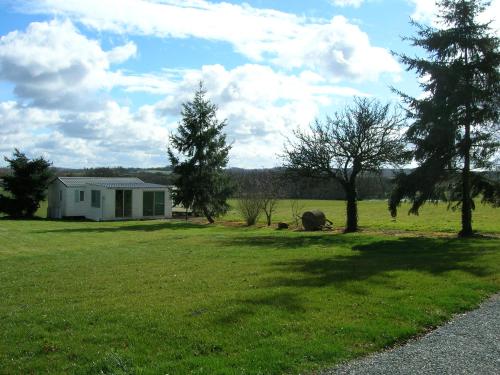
[56,177,167,189]
[88,182,168,189]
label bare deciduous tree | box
[283,97,409,232]
[258,170,282,226]
[290,199,305,228]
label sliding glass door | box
[115,190,132,218]
[143,191,165,216]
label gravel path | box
[323,294,500,375]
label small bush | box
[236,196,263,226]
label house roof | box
[56,177,168,189]
[88,182,168,189]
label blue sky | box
[0,0,498,168]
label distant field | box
[0,213,499,373]
[224,199,500,234]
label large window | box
[143,191,165,216]
[115,190,132,217]
[91,190,101,208]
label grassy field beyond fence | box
[0,200,499,374]
[224,199,500,234]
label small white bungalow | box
[47,177,172,221]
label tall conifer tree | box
[390,0,500,236]
[168,83,233,223]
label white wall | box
[48,181,172,221]
[47,180,64,218]
[64,187,88,217]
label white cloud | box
[17,0,399,81]
[409,0,437,24]
[0,101,60,136]
[332,0,365,8]
[107,41,137,64]
[152,63,369,167]
[0,100,171,167]
[272,16,400,81]
[0,62,370,168]
[0,19,136,110]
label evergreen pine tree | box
[168,83,233,223]
[390,0,500,236]
[0,149,53,218]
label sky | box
[0,0,498,169]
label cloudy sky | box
[0,0,498,168]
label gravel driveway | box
[323,294,500,375]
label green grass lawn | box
[1,201,499,374]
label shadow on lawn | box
[37,221,207,233]
[216,235,497,323]
[216,291,305,324]
[214,234,498,324]
[259,236,496,288]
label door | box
[143,191,165,216]
[115,190,132,218]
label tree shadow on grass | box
[263,236,497,288]
[223,233,359,250]
[224,233,497,289]
[216,291,305,325]
[216,234,498,324]
[36,221,207,233]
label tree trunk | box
[460,120,473,237]
[202,207,215,224]
[345,184,358,233]
[460,47,473,238]
[265,212,271,226]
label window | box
[74,190,85,202]
[91,190,101,208]
[143,191,165,216]
[59,191,63,201]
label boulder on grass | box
[277,222,289,230]
[301,210,327,231]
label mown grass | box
[1,205,499,374]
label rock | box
[301,210,327,231]
[277,222,289,230]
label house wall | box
[47,180,64,218]
[64,187,88,217]
[48,180,172,221]
[47,182,89,218]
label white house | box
[47,177,172,221]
